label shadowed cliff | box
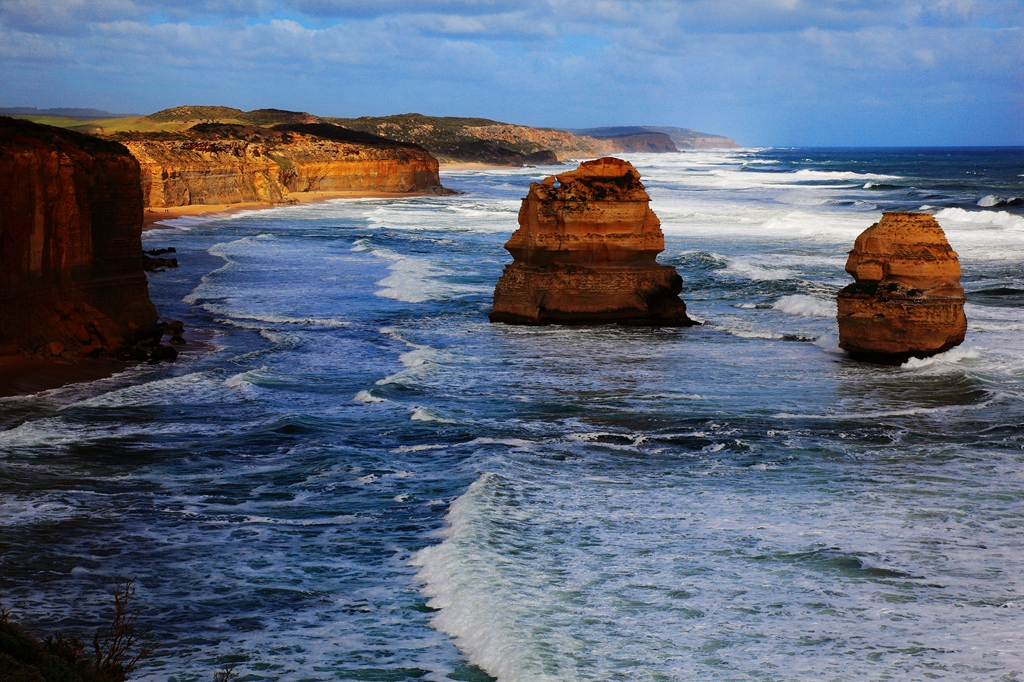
[0,116,159,359]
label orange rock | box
[118,123,446,208]
[0,116,159,358]
[490,158,695,326]
[837,212,966,362]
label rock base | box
[490,263,694,325]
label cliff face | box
[837,213,967,362]
[490,157,695,326]
[117,123,445,208]
[0,117,159,358]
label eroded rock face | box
[0,117,159,358]
[490,157,695,325]
[119,123,446,208]
[837,212,966,362]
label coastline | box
[143,189,431,229]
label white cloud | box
[0,0,1020,144]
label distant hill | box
[331,113,694,165]
[569,126,740,149]
[5,105,740,164]
[0,106,139,119]
[145,106,323,126]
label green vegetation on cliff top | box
[5,105,737,163]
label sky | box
[0,0,1021,146]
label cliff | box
[490,157,696,325]
[0,117,159,358]
[115,122,446,208]
[330,114,730,166]
[837,213,967,362]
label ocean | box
[2,147,1023,681]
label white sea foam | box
[464,437,538,448]
[353,390,386,403]
[390,444,449,454]
[410,407,456,423]
[411,474,561,682]
[773,295,837,318]
[721,257,793,281]
[936,207,1024,230]
[901,346,981,370]
[222,313,350,327]
[224,366,268,389]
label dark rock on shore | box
[143,254,179,271]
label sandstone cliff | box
[116,123,445,208]
[0,117,159,358]
[490,157,696,325]
[837,213,967,362]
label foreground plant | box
[0,577,156,682]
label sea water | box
[2,148,1023,681]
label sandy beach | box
[143,189,433,229]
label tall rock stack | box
[489,157,695,326]
[837,212,967,362]
[0,117,159,358]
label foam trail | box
[411,474,563,682]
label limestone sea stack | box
[0,117,159,358]
[837,212,966,362]
[490,157,695,325]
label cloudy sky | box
[1,0,1021,145]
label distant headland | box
[3,105,741,167]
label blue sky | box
[1,0,1021,145]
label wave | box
[218,312,350,328]
[978,195,1022,208]
[773,295,837,318]
[410,407,456,423]
[901,346,981,370]
[410,474,559,682]
[720,257,793,281]
[935,207,1024,231]
[353,243,489,303]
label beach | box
[144,189,435,229]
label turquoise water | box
[2,148,1023,681]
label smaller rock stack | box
[489,157,695,326]
[837,213,966,362]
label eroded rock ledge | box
[837,212,967,362]
[490,157,696,326]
